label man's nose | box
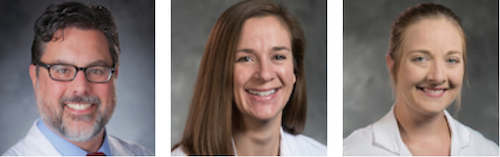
[426,61,446,86]
[69,70,92,95]
[254,60,275,82]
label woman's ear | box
[386,54,394,74]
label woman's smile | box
[233,16,296,121]
[416,86,447,98]
[245,87,281,101]
[393,18,464,115]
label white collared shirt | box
[343,106,499,156]
[3,119,153,156]
[172,127,327,156]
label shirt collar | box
[444,110,470,155]
[37,119,111,156]
[372,105,471,155]
[231,127,286,156]
[372,105,411,155]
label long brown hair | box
[174,0,306,155]
[388,3,467,111]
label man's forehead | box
[41,27,112,66]
[51,60,111,66]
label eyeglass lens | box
[50,65,111,82]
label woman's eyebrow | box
[236,48,254,53]
[408,49,431,55]
[272,46,291,52]
[447,51,462,56]
[236,46,290,54]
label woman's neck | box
[394,102,451,155]
[232,113,282,156]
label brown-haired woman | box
[343,3,498,156]
[171,0,326,156]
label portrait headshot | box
[343,0,498,156]
[171,0,326,155]
[0,0,154,155]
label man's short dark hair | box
[31,2,119,66]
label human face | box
[234,16,296,122]
[393,18,464,115]
[29,27,118,142]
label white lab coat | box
[343,106,499,156]
[172,127,327,156]
[3,119,152,156]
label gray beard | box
[38,98,108,142]
[36,83,116,142]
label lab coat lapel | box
[231,127,294,156]
[24,119,61,155]
[372,105,412,155]
[445,110,470,155]
[107,134,132,155]
[279,127,295,156]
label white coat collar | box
[445,110,471,155]
[232,127,289,156]
[24,119,61,155]
[372,105,471,155]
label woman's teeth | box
[66,104,92,110]
[422,88,444,94]
[247,89,276,96]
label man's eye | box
[88,69,104,74]
[56,68,71,73]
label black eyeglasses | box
[35,62,116,83]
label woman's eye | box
[237,56,252,62]
[447,58,460,64]
[273,55,286,60]
[412,56,426,62]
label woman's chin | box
[247,110,282,122]
[413,101,451,115]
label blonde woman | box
[344,3,498,156]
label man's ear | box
[114,66,119,79]
[29,64,38,91]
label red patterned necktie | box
[87,152,106,156]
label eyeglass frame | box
[34,62,116,83]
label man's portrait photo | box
[0,0,154,155]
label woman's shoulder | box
[171,146,187,156]
[343,109,403,156]
[281,131,327,156]
[448,116,499,155]
[343,124,374,146]
[343,124,383,155]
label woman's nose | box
[254,60,275,82]
[426,61,446,86]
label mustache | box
[60,95,101,105]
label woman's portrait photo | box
[171,0,326,155]
[343,0,498,156]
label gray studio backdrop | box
[0,0,155,154]
[172,0,327,146]
[344,0,499,145]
